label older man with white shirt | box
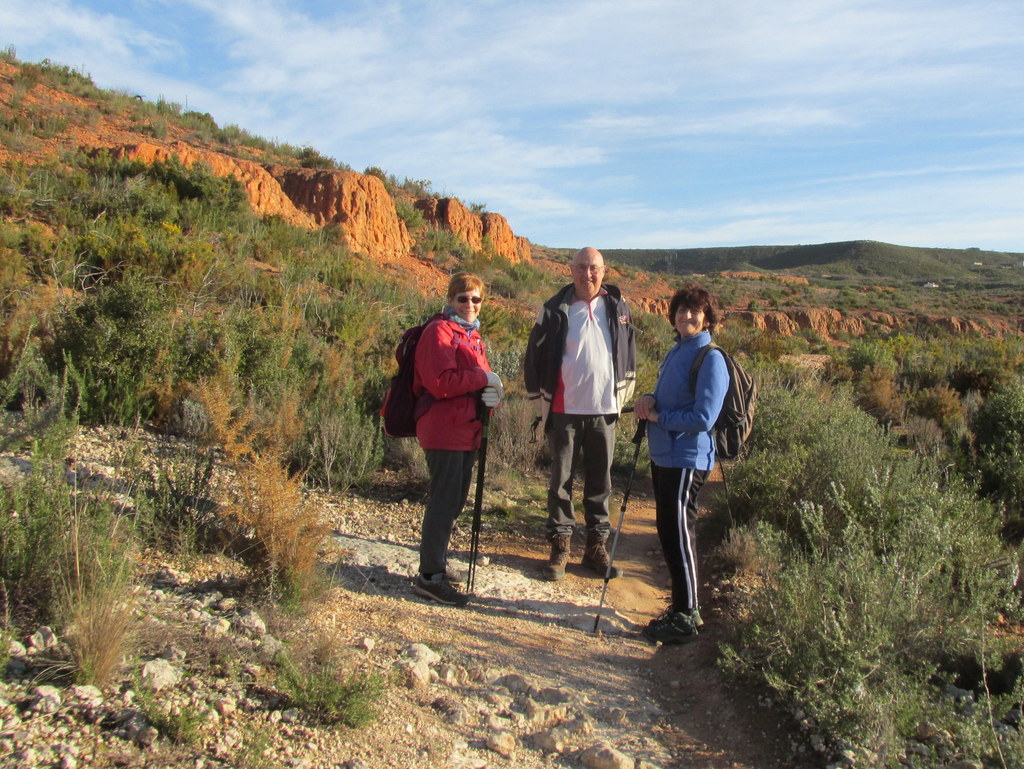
[524,247,637,581]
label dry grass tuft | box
[60,515,138,687]
[219,450,328,596]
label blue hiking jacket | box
[647,331,729,471]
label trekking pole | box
[468,403,491,595]
[593,419,647,634]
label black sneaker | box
[643,610,700,644]
[414,576,470,607]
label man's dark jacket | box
[523,282,637,428]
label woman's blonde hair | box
[447,273,485,303]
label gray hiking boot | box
[581,538,622,579]
[543,535,571,581]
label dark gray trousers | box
[419,448,476,576]
[545,413,617,542]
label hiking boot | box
[581,538,622,579]
[646,607,703,631]
[642,609,700,644]
[543,535,571,581]
[414,575,469,607]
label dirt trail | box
[479,472,807,769]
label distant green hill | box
[602,240,1024,284]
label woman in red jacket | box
[412,273,503,606]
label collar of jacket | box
[548,282,623,310]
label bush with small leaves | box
[51,275,174,424]
[972,380,1024,525]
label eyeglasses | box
[455,295,483,305]
[573,264,604,274]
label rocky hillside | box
[5,55,1022,344]
[0,58,528,296]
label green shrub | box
[724,470,1010,757]
[488,261,546,299]
[844,338,897,374]
[723,383,892,539]
[0,423,76,616]
[50,276,173,424]
[394,198,425,232]
[136,688,205,744]
[487,396,542,476]
[721,378,1018,760]
[133,440,220,555]
[299,391,384,492]
[972,380,1024,526]
[416,226,472,262]
[275,644,384,727]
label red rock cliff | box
[106,142,314,228]
[102,143,529,267]
[266,166,413,259]
[415,198,531,264]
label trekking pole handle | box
[631,419,647,444]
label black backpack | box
[689,343,757,460]
[380,315,443,438]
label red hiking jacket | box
[413,315,491,451]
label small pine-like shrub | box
[300,395,383,493]
[275,642,384,727]
[134,440,220,555]
[0,426,76,615]
[136,688,205,745]
[487,396,542,478]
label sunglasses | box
[455,295,483,305]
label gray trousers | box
[419,448,476,576]
[545,413,617,542]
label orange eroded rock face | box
[265,166,413,259]
[108,142,315,228]
[416,199,531,264]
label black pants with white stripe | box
[650,463,709,613]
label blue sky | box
[2,0,1022,251]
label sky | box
[2,0,1023,251]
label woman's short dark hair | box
[668,283,719,332]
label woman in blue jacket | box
[633,284,729,644]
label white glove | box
[481,387,501,407]
[484,370,504,404]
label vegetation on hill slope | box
[603,240,1024,284]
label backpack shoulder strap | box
[688,343,721,392]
